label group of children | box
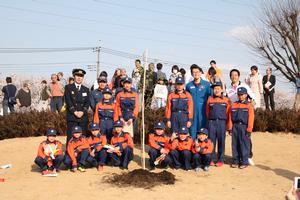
[34,76,254,176]
[34,120,134,176]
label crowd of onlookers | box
[1,59,300,115]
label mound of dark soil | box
[103,169,176,189]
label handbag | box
[5,86,16,105]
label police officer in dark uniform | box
[64,68,90,143]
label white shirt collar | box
[75,83,81,90]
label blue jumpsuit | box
[186,80,211,139]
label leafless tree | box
[244,0,299,85]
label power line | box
[0,4,232,42]
[0,17,240,52]
[32,0,228,33]
[93,0,237,26]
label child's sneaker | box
[195,167,201,172]
[78,166,86,172]
[231,164,238,168]
[239,165,248,169]
[210,161,215,166]
[216,161,224,167]
[248,158,255,166]
[42,170,50,176]
[203,166,209,172]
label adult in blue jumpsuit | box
[186,64,211,139]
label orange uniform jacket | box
[93,101,118,123]
[37,140,63,159]
[206,95,231,126]
[110,132,134,151]
[67,136,90,166]
[170,137,193,151]
[165,91,194,121]
[87,134,107,152]
[228,101,254,133]
[148,133,171,153]
[115,90,140,120]
[192,139,214,154]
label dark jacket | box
[64,83,90,122]
[262,75,276,93]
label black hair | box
[135,59,141,63]
[229,69,240,77]
[250,65,258,71]
[190,64,203,74]
[180,68,186,75]
[41,80,47,84]
[208,67,216,76]
[6,77,12,84]
[100,71,108,77]
[156,63,163,70]
[171,65,179,72]
[210,60,216,65]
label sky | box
[0,0,295,92]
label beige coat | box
[245,73,263,108]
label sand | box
[0,132,299,200]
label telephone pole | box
[94,46,101,78]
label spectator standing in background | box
[48,74,64,113]
[131,59,144,92]
[39,80,50,111]
[16,82,31,113]
[1,77,17,115]
[155,63,167,81]
[57,72,67,87]
[245,65,263,109]
[262,67,276,111]
[168,65,181,92]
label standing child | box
[93,87,118,143]
[87,123,107,171]
[108,120,134,170]
[192,128,214,172]
[148,122,172,170]
[64,126,95,172]
[166,77,193,134]
[34,128,63,176]
[151,76,168,109]
[206,82,231,167]
[228,87,254,169]
[169,127,193,170]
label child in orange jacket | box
[34,128,63,176]
[108,120,134,170]
[192,128,214,172]
[64,126,95,172]
[148,122,171,169]
[93,87,118,143]
[169,126,193,170]
[228,87,254,169]
[87,123,107,171]
[206,82,231,167]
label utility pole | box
[94,46,101,78]
[141,49,148,170]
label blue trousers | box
[148,148,171,168]
[232,124,250,165]
[208,119,226,162]
[193,153,212,167]
[190,103,207,139]
[170,149,192,170]
[99,119,113,143]
[63,149,95,167]
[50,96,63,112]
[171,112,188,133]
[91,149,107,166]
[34,155,64,170]
[108,147,133,168]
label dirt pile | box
[103,169,176,189]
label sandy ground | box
[0,132,299,200]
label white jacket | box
[226,81,256,103]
